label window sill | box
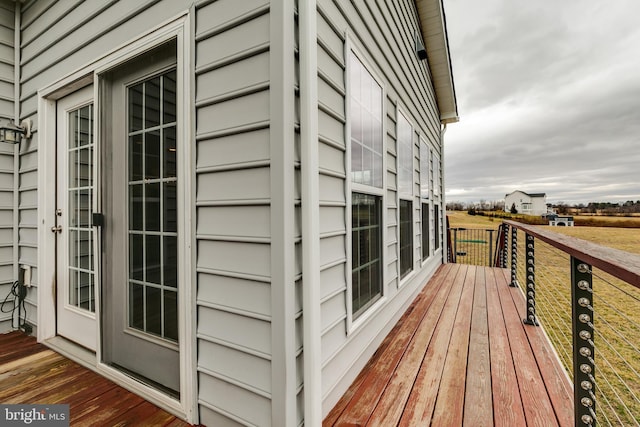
[347,295,387,337]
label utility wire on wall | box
[1,280,30,333]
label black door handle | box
[92,213,105,227]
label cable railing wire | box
[591,279,640,337]
[592,327,640,408]
[594,308,640,374]
[502,224,640,426]
[593,271,640,304]
[594,381,623,427]
[593,349,639,425]
[450,224,640,425]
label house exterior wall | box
[505,191,547,216]
[0,0,14,332]
[531,196,548,216]
[5,0,450,425]
[17,0,194,333]
[14,0,291,425]
[314,0,445,416]
[194,0,298,425]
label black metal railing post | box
[523,233,538,326]
[488,229,494,267]
[501,223,509,268]
[510,226,518,287]
[453,229,458,263]
[571,257,596,427]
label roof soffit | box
[414,0,458,124]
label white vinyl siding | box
[18,0,191,336]
[318,0,445,418]
[0,1,14,332]
[194,1,279,425]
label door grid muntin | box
[67,104,96,313]
[127,68,178,343]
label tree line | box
[447,200,640,215]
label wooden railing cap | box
[504,220,640,290]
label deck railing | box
[501,220,640,427]
[448,227,501,266]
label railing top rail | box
[450,227,497,231]
[505,220,640,290]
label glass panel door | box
[68,105,96,312]
[101,40,180,395]
[56,85,97,352]
[127,70,178,342]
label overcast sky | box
[443,0,640,205]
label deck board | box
[398,264,467,426]
[367,263,456,426]
[324,264,574,426]
[463,266,493,426]
[505,268,574,426]
[430,265,476,426]
[334,265,456,425]
[0,331,191,426]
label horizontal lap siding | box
[316,0,444,417]
[17,0,189,330]
[0,1,12,332]
[194,0,275,425]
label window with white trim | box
[433,152,441,198]
[420,138,430,261]
[397,112,413,279]
[397,113,413,196]
[349,50,383,319]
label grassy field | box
[448,212,640,425]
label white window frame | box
[36,12,196,423]
[396,108,414,285]
[345,38,387,333]
[420,136,430,264]
[433,150,442,254]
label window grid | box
[67,104,95,313]
[349,51,383,188]
[433,153,441,198]
[420,140,429,199]
[430,148,435,199]
[399,199,413,278]
[127,69,178,343]
[397,113,413,197]
[422,204,430,261]
[351,193,382,318]
[435,206,441,250]
[349,49,384,319]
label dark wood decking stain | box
[324,264,573,427]
[0,332,192,426]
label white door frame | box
[36,12,196,423]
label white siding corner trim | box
[36,12,197,424]
[300,0,322,425]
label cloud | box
[443,0,640,205]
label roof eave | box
[415,0,459,124]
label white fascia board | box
[415,0,458,124]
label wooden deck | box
[0,331,191,426]
[324,264,574,427]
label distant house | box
[505,191,548,216]
[0,1,457,425]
